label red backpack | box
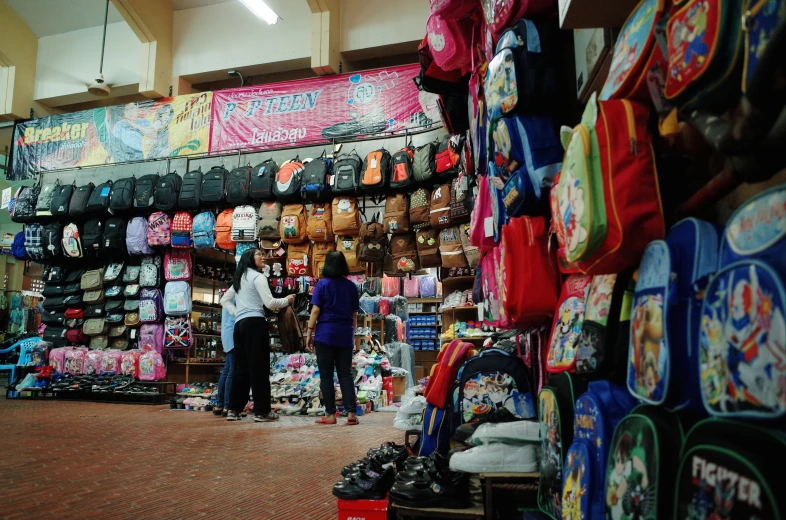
[545,275,592,374]
[215,209,235,251]
[171,211,193,248]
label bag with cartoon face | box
[546,275,592,374]
[287,242,313,277]
[332,196,361,236]
[337,235,364,273]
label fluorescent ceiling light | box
[238,0,279,24]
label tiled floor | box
[0,398,401,520]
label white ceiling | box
[6,0,237,38]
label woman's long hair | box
[232,248,260,292]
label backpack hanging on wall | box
[450,170,474,224]
[226,165,252,205]
[140,288,164,323]
[164,249,192,281]
[385,233,419,276]
[413,141,438,185]
[257,202,282,239]
[50,183,74,216]
[61,223,83,258]
[287,241,313,277]
[390,146,415,191]
[250,159,278,201]
[439,226,467,269]
[178,170,203,210]
[102,217,126,250]
[546,275,592,374]
[109,177,136,211]
[434,134,462,181]
[200,166,227,204]
[126,217,153,255]
[81,219,104,253]
[416,228,441,268]
[171,212,194,248]
[384,193,410,235]
[279,204,308,244]
[164,316,192,349]
[307,202,335,243]
[425,12,473,72]
[481,0,557,37]
[42,222,63,258]
[312,242,336,279]
[87,181,112,213]
[358,216,387,264]
[301,154,332,202]
[331,196,361,236]
[10,185,39,223]
[429,183,453,229]
[35,183,57,216]
[337,235,364,273]
[274,158,305,203]
[215,209,235,251]
[361,149,391,194]
[459,222,479,269]
[231,205,258,242]
[192,211,216,249]
[332,152,363,195]
[409,187,431,230]
[133,174,159,209]
[164,281,192,315]
[69,183,94,217]
[155,173,182,211]
[146,212,171,247]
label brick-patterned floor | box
[0,399,401,520]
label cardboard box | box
[392,375,406,402]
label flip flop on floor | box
[346,417,359,426]
[315,416,337,425]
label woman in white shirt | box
[220,248,294,422]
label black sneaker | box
[226,411,239,421]
[332,467,395,500]
[390,472,471,509]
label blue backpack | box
[561,381,636,520]
[628,218,720,411]
[699,184,786,422]
[192,211,216,250]
[11,231,27,260]
[491,115,562,218]
[417,404,450,457]
[300,155,332,202]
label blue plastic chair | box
[0,337,44,390]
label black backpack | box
[134,174,159,209]
[226,165,252,205]
[11,185,39,223]
[69,183,94,217]
[155,173,182,211]
[178,170,203,210]
[87,181,113,213]
[332,152,362,195]
[42,222,63,258]
[250,160,278,201]
[300,155,332,202]
[109,177,136,211]
[50,183,74,216]
[200,166,228,204]
[103,217,126,250]
[82,219,104,252]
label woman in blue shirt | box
[306,251,360,425]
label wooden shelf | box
[408,298,442,304]
[194,248,235,264]
[409,311,439,315]
[193,304,221,313]
[442,306,478,312]
[193,333,221,339]
[192,276,229,289]
[409,325,441,328]
[558,0,638,29]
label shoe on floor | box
[254,412,279,422]
[332,467,395,500]
[390,472,471,509]
[226,411,239,421]
[212,407,224,416]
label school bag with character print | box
[337,235,364,273]
[546,275,592,374]
[332,196,361,236]
[307,202,335,243]
[279,204,308,244]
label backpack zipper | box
[621,100,637,155]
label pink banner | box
[209,64,438,151]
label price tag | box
[484,217,494,238]
[1,188,10,209]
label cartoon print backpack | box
[546,275,592,374]
[537,373,588,519]
[307,202,335,243]
[164,249,192,281]
[192,211,216,249]
[481,0,556,37]
[287,241,313,277]
[100,350,122,374]
[140,323,164,354]
[332,152,363,195]
[699,185,786,422]
[361,149,391,194]
[273,158,305,203]
[215,209,235,251]
[485,19,558,122]
[628,219,720,410]
[385,234,419,276]
[49,347,69,374]
[358,217,388,264]
[231,205,258,242]
[61,223,83,259]
[312,242,336,279]
[146,212,171,247]
[674,418,786,520]
[439,226,467,269]
[450,348,537,435]
[409,188,431,231]
[250,159,278,201]
[164,316,192,350]
[604,405,684,520]
[126,217,153,255]
[171,211,193,248]
[120,350,141,378]
[390,146,415,191]
[480,249,502,327]
[561,381,636,520]
[139,288,164,323]
[384,193,410,235]
[300,154,332,202]
[257,202,282,239]
[554,94,664,275]
[425,13,472,72]
[279,204,308,244]
[430,183,453,229]
[140,255,161,288]
[138,350,166,381]
[416,228,442,268]
[332,196,361,236]
[164,281,192,315]
[337,235,364,273]
[663,0,745,112]
[64,348,87,375]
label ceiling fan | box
[88,0,112,97]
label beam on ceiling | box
[111,0,174,99]
[309,0,341,75]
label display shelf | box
[442,306,478,312]
[193,333,221,339]
[558,0,638,29]
[192,304,221,313]
[194,248,235,264]
[192,276,229,289]
[409,325,441,328]
[407,297,442,304]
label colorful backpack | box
[674,418,786,519]
[231,205,258,242]
[312,242,336,279]
[164,281,192,315]
[409,188,431,231]
[430,183,453,229]
[101,350,123,374]
[537,373,588,519]
[49,347,69,374]
[164,249,192,281]
[61,223,83,259]
[287,242,313,277]
[250,159,278,201]
[146,212,171,247]
[164,316,192,350]
[434,134,462,181]
[417,404,451,457]
[485,18,558,121]
[554,94,664,275]
[332,152,363,195]
[307,202,335,243]
[390,146,415,191]
[192,211,216,249]
[416,228,442,268]
[439,226,467,269]
[481,0,557,37]
[140,256,161,288]
[64,348,87,375]
[426,13,472,72]
[126,217,153,255]
[481,249,502,327]
[700,185,786,421]
[337,235,364,273]
[546,275,592,374]
[140,323,164,354]
[604,405,684,520]
[120,350,141,378]
[280,204,308,244]
[138,350,166,381]
[361,149,391,194]
[469,175,496,252]
[215,209,235,251]
[139,288,164,323]
[24,223,45,262]
[170,212,193,248]
[300,155,332,202]
[384,193,410,235]
[332,196,361,236]
[257,202,282,239]
[273,158,305,203]
[561,381,636,520]
[386,234,419,276]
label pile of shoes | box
[389,452,471,509]
[177,382,217,396]
[333,442,408,500]
[269,354,322,415]
[48,373,159,395]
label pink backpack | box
[140,323,164,354]
[64,347,87,375]
[382,275,401,297]
[403,277,420,298]
[101,350,123,374]
[379,298,391,316]
[430,0,477,19]
[121,350,142,378]
[49,347,71,374]
[164,249,192,281]
[470,175,496,252]
[482,0,557,37]
[139,351,166,381]
[426,14,473,72]
[147,212,171,246]
[481,249,503,327]
[83,350,103,375]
